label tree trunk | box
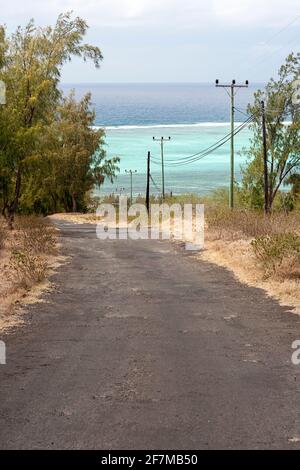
[1,202,8,219]
[72,194,77,213]
[7,211,15,230]
[50,193,58,214]
[7,167,22,230]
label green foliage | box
[19,91,119,213]
[240,53,300,211]
[284,172,300,202]
[0,12,117,225]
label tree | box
[23,92,119,213]
[241,53,300,212]
[284,173,300,199]
[0,12,103,227]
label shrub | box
[10,250,48,287]
[15,216,57,254]
[251,233,300,278]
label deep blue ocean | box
[61,83,261,196]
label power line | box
[164,119,254,167]
[235,105,292,118]
[243,13,300,74]
[234,107,252,118]
[151,117,254,165]
[150,117,254,167]
[259,14,300,49]
[150,115,255,168]
[170,115,254,166]
[149,174,161,192]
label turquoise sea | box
[61,83,261,196]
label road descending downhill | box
[1,220,300,450]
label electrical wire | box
[234,106,292,119]
[242,13,300,75]
[150,115,255,167]
[234,107,252,118]
[150,115,254,165]
[149,174,161,192]
[167,116,254,166]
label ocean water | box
[61,83,261,196]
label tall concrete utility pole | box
[215,79,249,209]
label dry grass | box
[48,212,101,224]
[201,208,300,314]
[0,221,5,251]
[206,207,300,240]
[0,215,61,332]
[15,215,57,254]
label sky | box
[1,0,300,83]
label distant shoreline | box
[60,82,266,86]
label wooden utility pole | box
[146,151,150,214]
[152,136,171,200]
[125,169,137,205]
[215,79,249,209]
[261,101,269,214]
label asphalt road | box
[1,220,300,450]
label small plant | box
[251,233,300,278]
[10,249,48,287]
[15,216,57,254]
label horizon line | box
[60,81,265,85]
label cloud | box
[2,0,300,82]
[212,0,300,28]
[3,0,300,31]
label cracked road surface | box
[0,220,300,449]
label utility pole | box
[146,152,150,214]
[152,136,171,200]
[125,169,137,205]
[261,101,269,214]
[216,79,249,209]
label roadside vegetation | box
[0,215,60,331]
[198,192,300,312]
[0,13,300,318]
[0,12,119,229]
[0,13,119,329]
[201,54,300,310]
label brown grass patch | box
[201,209,300,314]
[48,213,100,224]
[0,215,62,333]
